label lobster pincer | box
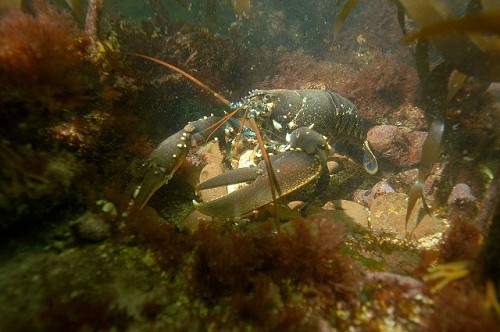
[193,127,331,218]
[132,116,235,209]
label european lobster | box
[128,55,378,218]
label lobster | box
[128,55,378,218]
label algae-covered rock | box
[369,192,447,242]
[0,148,81,231]
[75,212,111,242]
[367,125,427,168]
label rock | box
[388,165,442,196]
[76,212,110,242]
[288,201,305,210]
[368,125,405,150]
[365,272,424,299]
[365,271,423,289]
[178,210,212,234]
[405,131,428,166]
[1,150,80,231]
[353,180,395,207]
[367,125,428,167]
[447,183,476,208]
[369,192,447,243]
[327,160,342,174]
[394,103,427,130]
[447,183,477,221]
[387,169,419,193]
[322,200,369,227]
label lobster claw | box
[194,150,324,218]
[133,129,191,209]
[194,127,331,218]
[132,115,235,209]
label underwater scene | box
[0,0,499,330]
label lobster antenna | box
[125,52,231,106]
[248,116,282,226]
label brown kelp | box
[399,0,500,81]
[231,0,251,18]
[404,117,444,229]
[331,0,499,232]
[399,0,499,231]
[332,0,359,40]
[331,2,499,231]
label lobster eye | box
[262,94,271,103]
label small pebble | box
[447,183,477,220]
[353,180,395,207]
[447,183,476,208]
[327,161,342,174]
[76,212,110,242]
[288,201,305,210]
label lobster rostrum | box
[129,55,378,218]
